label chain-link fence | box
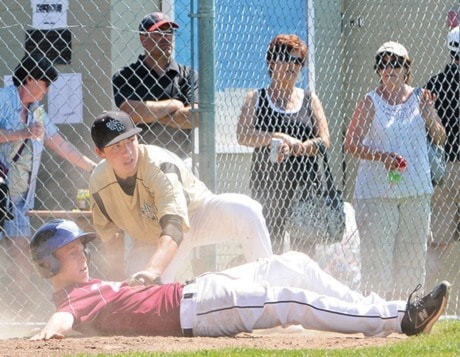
[0,0,458,332]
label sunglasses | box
[376,57,406,70]
[270,53,304,66]
[284,56,304,66]
[143,28,175,36]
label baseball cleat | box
[401,281,451,336]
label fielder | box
[89,110,272,284]
[29,219,450,340]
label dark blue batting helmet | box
[30,219,96,278]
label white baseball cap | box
[447,26,459,53]
[376,41,410,60]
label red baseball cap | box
[139,12,179,33]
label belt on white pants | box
[181,280,198,337]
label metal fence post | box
[197,0,216,190]
[194,0,217,273]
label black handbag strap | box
[316,143,336,192]
[0,140,28,178]
[12,139,28,163]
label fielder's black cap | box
[139,12,179,33]
[91,111,142,149]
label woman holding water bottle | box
[344,42,445,298]
[237,34,330,253]
[0,55,96,300]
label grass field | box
[43,320,458,356]
[137,320,459,356]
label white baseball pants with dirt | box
[126,193,273,282]
[180,251,406,337]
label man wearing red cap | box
[112,12,197,160]
[112,12,211,273]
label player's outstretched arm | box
[30,312,74,340]
[127,234,178,286]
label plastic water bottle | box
[33,105,45,141]
[270,138,284,163]
[76,189,90,210]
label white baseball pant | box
[180,251,406,337]
[126,193,273,282]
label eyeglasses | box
[377,57,406,70]
[142,28,175,37]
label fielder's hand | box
[127,270,163,286]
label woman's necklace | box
[269,87,296,110]
[378,85,409,106]
[274,97,287,107]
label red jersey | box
[53,279,184,336]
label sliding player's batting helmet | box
[30,219,96,278]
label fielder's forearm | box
[104,232,126,280]
[144,235,178,278]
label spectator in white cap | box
[345,41,446,299]
[425,26,459,258]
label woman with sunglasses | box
[237,34,331,254]
[345,42,445,299]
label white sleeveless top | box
[355,89,433,199]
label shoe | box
[401,281,451,336]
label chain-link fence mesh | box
[0,0,458,332]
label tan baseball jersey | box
[90,144,211,244]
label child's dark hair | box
[12,54,58,87]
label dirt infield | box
[0,329,406,356]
